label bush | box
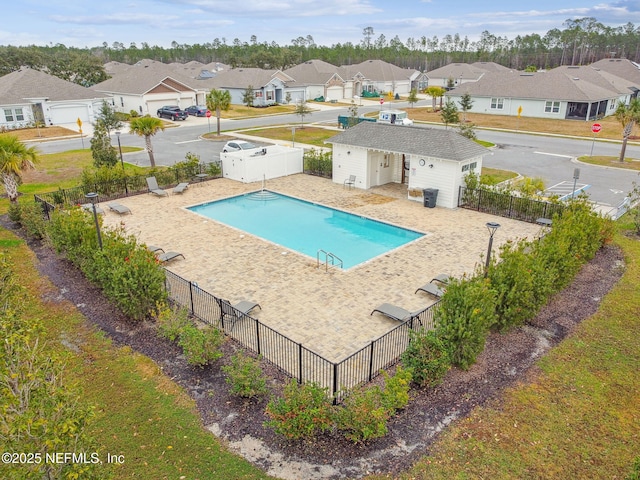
[155,303,190,342]
[380,366,412,413]
[264,380,334,440]
[178,324,224,367]
[434,276,497,370]
[19,202,48,240]
[335,385,389,443]
[222,352,267,398]
[402,329,451,387]
[488,239,554,331]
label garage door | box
[326,86,343,102]
[49,104,89,125]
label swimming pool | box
[188,191,424,269]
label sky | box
[3,0,640,49]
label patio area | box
[100,174,540,362]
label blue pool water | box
[188,191,424,269]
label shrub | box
[155,303,190,342]
[380,366,412,413]
[7,201,22,223]
[19,202,48,240]
[264,380,334,440]
[434,275,497,370]
[222,352,268,398]
[488,239,554,331]
[402,329,451,387]
[178,324,224,367]
[335,385,389,443]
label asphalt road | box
[31,100,640,209]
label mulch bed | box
[3,215,625,479]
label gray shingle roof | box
[426,62,506,82]
[327,122,488,161]
[284,59,343,86]
[452,69,628,101]
[589,58,640,86]
[93,62,197,94]
[201,68,293,89]
[338,59,418,82]
[0,68,108,104]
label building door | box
[401,154,409,184]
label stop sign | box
[380,98,384,105]
[206,110,211,118]
[591,123,601,133]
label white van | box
[378,109,413,126]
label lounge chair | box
[81,203,104,214]
[108,202,131,215]
[146,245,164,253]
[343,174,356,190]
[146,176,168,197]
[414,282,445,298]
[370,303,418,322]
[220,299,261,330]
[430,273,451,286]
[173,182,189,194]
[156,251,185,263]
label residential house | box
[327,122,487,208]
[0,68,108,129]
[93,61,199,115]
[339,59,424,98]
[446,66,634,120]
[425,61,510,89]
[283,59,347,103]
[203,68,294,106]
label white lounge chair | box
[108,202,131,215]
[146,177,168,197]
[173,182,189,194]
[81,203,104,214]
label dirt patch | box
[1,126,79,141]
[2,215,624,479]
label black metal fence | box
[164,270,438,403]
[458,186,566,223]
[34,162,222,217]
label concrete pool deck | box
[101,174,540,362]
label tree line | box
[1,17,639,86]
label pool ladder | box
[317,249,343,272]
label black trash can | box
[423,188,439,208]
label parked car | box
[222,140,258,152]
[185,105,208,117]
[157,106,188,121]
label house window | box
[470,162,477,170]
[462,164,469,172]
[4,109,14,122]
[545,101,560,113]
[15,108,24,121]
[120,97,124,107]
[490,98,504,110]
[255,91,263,98]
[266,91,274,101]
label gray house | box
[203,68,294,106]
[93,61,199,115]
[327,122,488,208]
[0,68,108,129]
[446,66,633,120]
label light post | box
[484,222,500,277]
[85,193,103,250]
[115,131,128,194]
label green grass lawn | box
[240,126,337,147]
[0,228,276,479]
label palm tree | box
[0,135,38,203]
[424,86,446,111]
[614,97,640,163]
[129,116,165,167]
[206,89,231,136]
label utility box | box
[423,188,439,208]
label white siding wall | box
[332,145,368,189]
[407,155,483,209]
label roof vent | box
[573,77,580,80]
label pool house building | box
[327,122,489,209]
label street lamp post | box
[85,192,103,249]
[484,222,501,277]
[115,131,128,194]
